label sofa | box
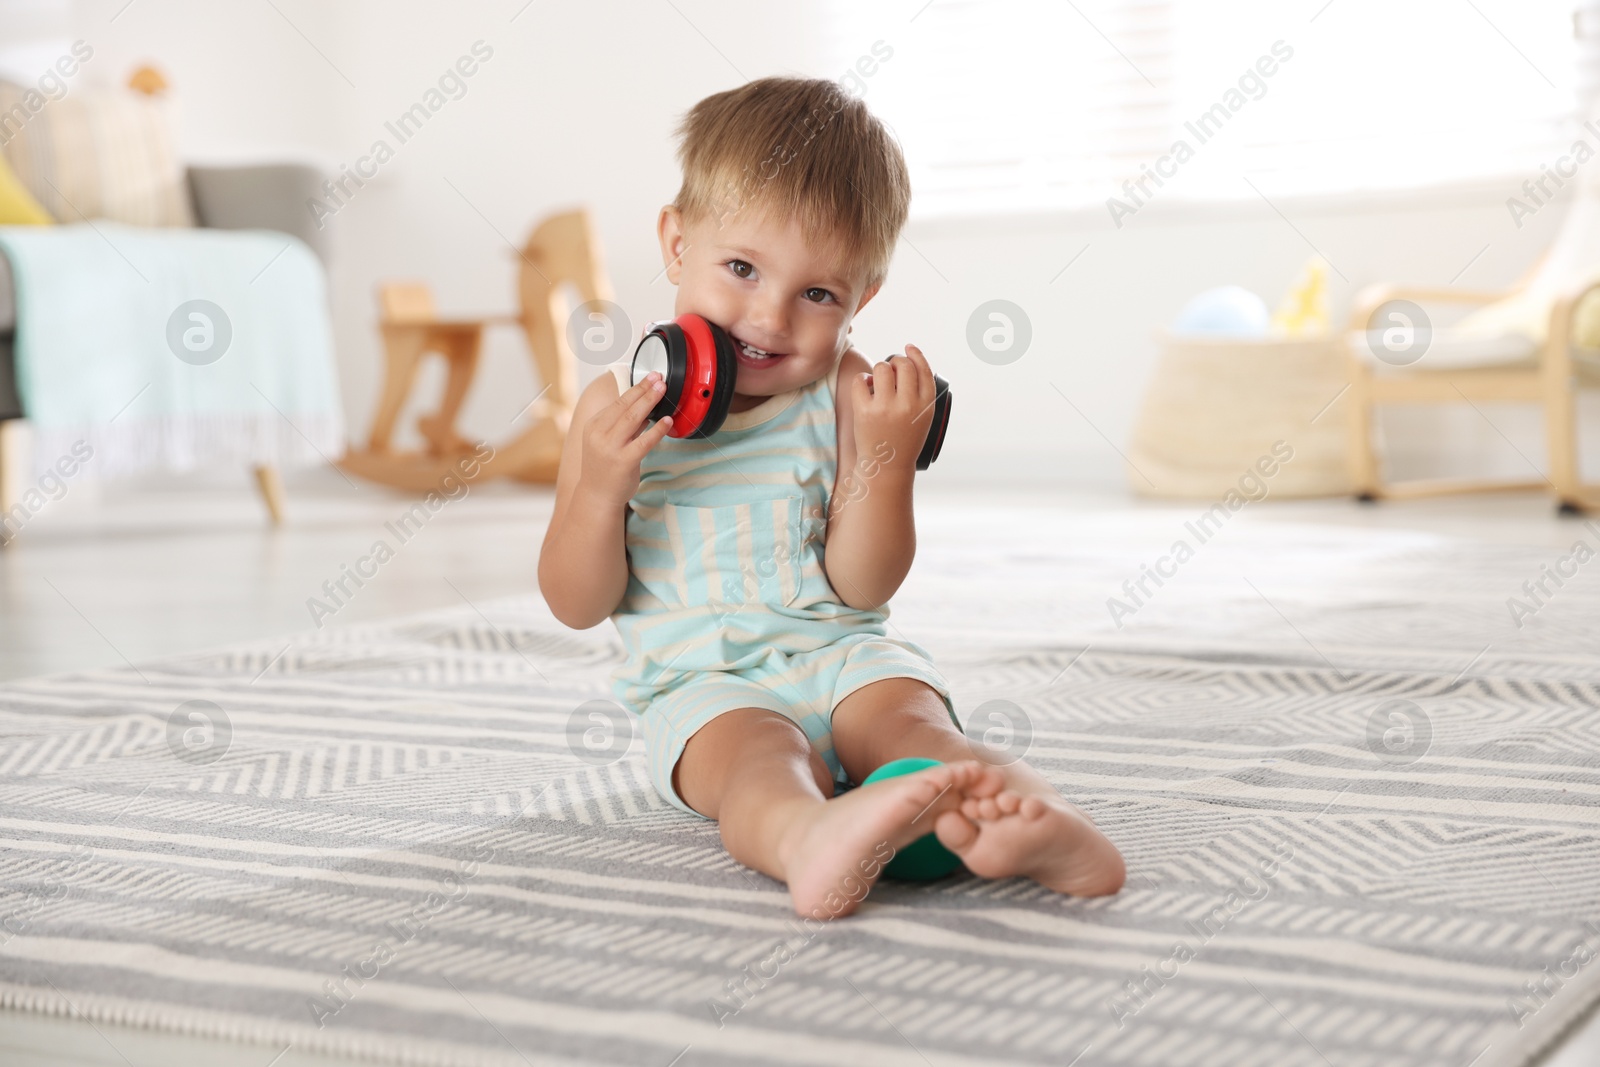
[0,151,344,536]
[0,160,331,420]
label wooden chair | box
[339,207,610,491]
[365,283,505,460]
[1346,197,1600,512]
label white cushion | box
[0,81,193,228]
[1354,329,1539,371]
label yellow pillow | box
[0,152,52,225]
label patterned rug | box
[2,505,1598,1067]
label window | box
[823,0,1581,218]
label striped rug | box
[2,507,1598,1067]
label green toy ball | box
[860,757,963,880]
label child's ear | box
[853,281,881,317]
[657,205,687,284]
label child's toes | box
[964,760,1008,798]
[914,763,956,795]
[1019,795,1049,820]
[963,796,1003,821]
[934,809,978,852]
[917,772,965,807]
[945,759,999,798]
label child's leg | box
[672,706,998,917]
[673,707,836,878]
[830,677,1126,897]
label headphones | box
[629,312,952,470]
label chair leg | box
[418,327,482,456]
[1346,352,1381,500]
[1542,302,1588,513]
[0,420,18,509]
[368,328,430,452]
[253,464,285,525]
[0,419,22,546]
[1542,345,1583,512]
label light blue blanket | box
[0,222,343,476]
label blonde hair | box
[671,76,910,292]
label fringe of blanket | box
[0,979,511,1067]
[25,411,346,481]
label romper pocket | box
[663,496,807,608]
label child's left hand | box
[851,344,936,472]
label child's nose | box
[746,296,789,337]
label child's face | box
[656,203,879,402]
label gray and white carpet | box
[2,505,1598,1067]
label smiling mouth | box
[732,333,788,368]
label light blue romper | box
[605,358,958,816]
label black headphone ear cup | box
[693,320,741,438]
[916,375,951,470]
[662,324,690,423]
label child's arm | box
[537,369,674,629]
[823,345,938,611]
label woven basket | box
[1125,332,1354,499]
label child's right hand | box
[577,371,674,507]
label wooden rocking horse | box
[338,207,611,491]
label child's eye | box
[804,287,836,304]
[726,259,754,279]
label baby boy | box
[539,76,1124,918]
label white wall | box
[887,185,1590,489]
[20,0,1600,491]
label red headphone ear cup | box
[699,320,739,437]
[673,314,739,438]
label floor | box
[1,469,1597,1065]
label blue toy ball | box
[860,757,963,880]
[1172,285,1270,337]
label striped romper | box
[604,358,958,816]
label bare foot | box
[934,786,1126,897]
[777,760,1003,919]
